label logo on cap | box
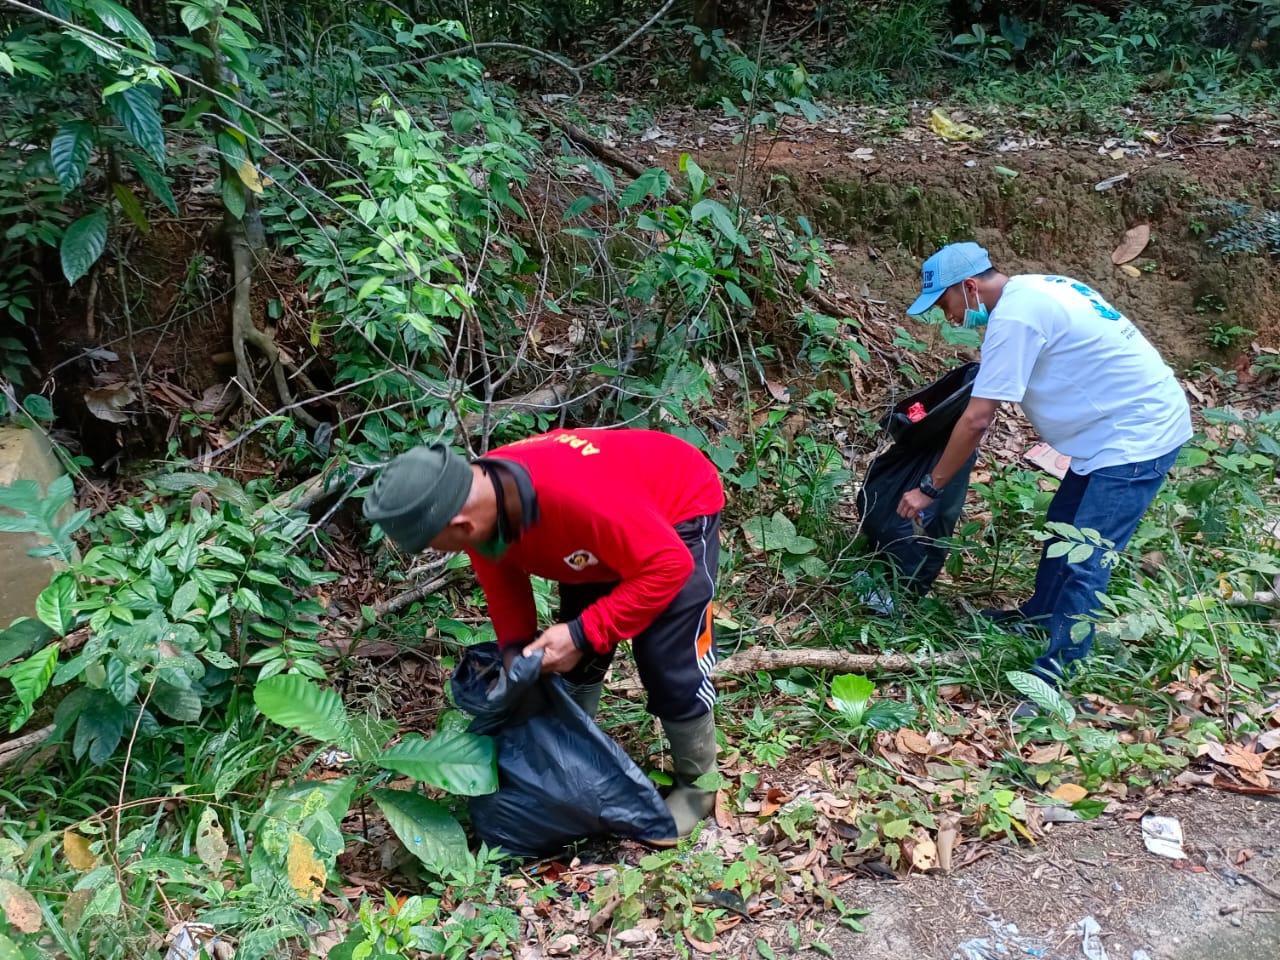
[923,269,934,285]
[564,550,599,571]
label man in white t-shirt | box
[895,242,1192,688]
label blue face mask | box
[962,289,989,329]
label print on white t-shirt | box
[971,275,1192,474]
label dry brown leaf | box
[547,934,580,954]
[63,830,98,871]
[714,916,743,935]
[936,815,961,874]
[1207,741,1264,773]
[760,786,789,818]
[1238,768,1272,789]
[765,380,791,403]
[714,789,735,831]
[193,383,233,414]
[1118,264,1142,278]
[84,384,137,424]
[805,758,838,782]
[686,933,722,954]
[1050,783,1089,804]
[1027,743,1069,765]
[286,831,326,902]
[0,878,42,933]
[1111,224,1150,264]
[896,729,933,755]
[196,808,228,876]
[910,830,938,871]
[61,888,93,935]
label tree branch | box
[716,646,969,676]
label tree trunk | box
[690,0,717,83]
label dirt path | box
[806,790,1280,960]
[597,100,1280,367]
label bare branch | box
[716,646,969,676]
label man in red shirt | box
[363,428,726,840]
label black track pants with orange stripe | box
[558,513,720,722]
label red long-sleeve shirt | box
[466,429,724,653]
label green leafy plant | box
[1033,521,1119,570]
[953,22,1015,65]
[1205,321,1257,349]
[741,510,828,583]
[328,881,519,960]
[0,474,339,751]
[739,705,802,767]
[828,674,916,733]
[0,475,88,563]
[253,673,497,877]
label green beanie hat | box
[363,444,473,553]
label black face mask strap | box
[479,461,511,543]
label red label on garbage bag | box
[907,402,927,422]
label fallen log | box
[715,646,968,676]
[0,724,55,769]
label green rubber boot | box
[562,679,603,721]
[651,712,718,845]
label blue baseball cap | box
[907,241,993,316]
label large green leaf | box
[112,183,150,234]
[742,512,816,556]
[0,643,59,732]
[863,700,916,731]
[0,618,54,667]
[150,681,201,721]
[254,674,352,746]
[690,198,746,252]
[180,3,213,32]
[36,573,77,635]
[263,777,357,827]
[50,123,94,192]
[60,211,108,286]
[830,673,874,724]
[1007,671,1076,724]
[107,86,165,167]
[127,153,177,215]
[372,789,467,874]
[87,0,155,55]
[619,168,671,209]
[379,730,497,797]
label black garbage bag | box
[450,642,676,858]
[855,362,981,596]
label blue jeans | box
[1020,446,1181,681]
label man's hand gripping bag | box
[451,643,676,858]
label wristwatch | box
[918,474,944,499]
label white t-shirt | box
[972,275,1192,475]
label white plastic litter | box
[1140,815,1186,859]
[1078,916,1109,960]
[851,572,896,616]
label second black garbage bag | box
[450,642,677,858]
[855,361,981,596]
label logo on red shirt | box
[563,550,599,571]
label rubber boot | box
[652,712,718,845]
[562,679,603,721]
